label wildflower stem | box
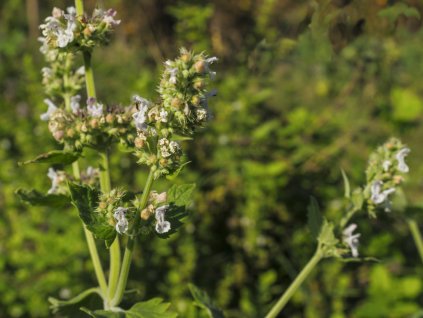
[408,219,423,264]
[73,161,108,298]
[265,247,323,318]
[111,167,155,307]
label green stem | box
[83,51,96,98]
[111,168,155,307]
[408,219,423,264]
[98,151,122,302]
[265,248,323,318]
[75,0,84,17]
[72,161,108,297]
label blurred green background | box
[1,0,423,317]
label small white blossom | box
[205,56,218,79]
[70,95,81,114]
[196,108,207,121]
[158,138,171,158]
[40,99,58,121]
[165,60,178,84]
[343,223,361,258]
[159,109,168,122]
[41,67,52,79]
[155,205,171,234]
[47,168,61,194]
[132,104,149,131]
[113,207,129,234]
[56,26,74,48]
[396,148,410,173]
[382,160,391,172]
[76,66,85,75]
[85,166,99,178]
[87,98,103,117]
[370,180,395,205]
[169,141,180,154]
[103,9,121,26]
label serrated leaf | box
[318,220,338,248]
[307,197,323,240]
[83,298,177,318]
[19,150,81,165]
[15,188,70,208]
[167,184,195,207]
[48,288,102,316]
[166,161,191,181]
[378,3,420,23]
[189,284,225,318]
[340,169,350,199]
[68,182,116,246]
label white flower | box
[396,148,410,173]
[56,26,74,48]
[41,67,52,79]
[40,99,58,121]
[343,223,361,258]
[165,61,178,84]
[169,141,180,154]
[196,108,207,121]
[70,95,81,114]
[158,138,171,158]
[85,166,99,178]
[205,56,218,79]
[113,207,129,234]
[87,98,103,117]
[155,205,171,234]
[76,66,85,75]
[159,109,168,122]
[370,180,395,205]
[47,168,60,194]
[103,9,121,26]
[382,160,391,172]
[132,101,149,131]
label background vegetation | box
[1,0,423,317]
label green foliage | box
[15,188,70,208]
[83,298,177,318]
[167,184,195,207]
[19,150,81,165]
[49,288,102,316]
[307,197,323,240]
[68,182,116,246]
[189,284,225,318]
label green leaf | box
[15,188,70,208]
[340,169,350,199]
[378,3,420,24]
[318,219,338,250]
[166,161,191,181]
[19,150,81,165]
[167,184,196,206]
[189,284,225,318]
[352,188,364,211]
[68,182,116,246]
[82,298,177,318]
[307,197,323,240]
[48,288,102,316]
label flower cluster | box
[42,97,137,150]
[39,6,120,52]
[365,138,410,215]
[158,48,217,135]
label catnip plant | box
[265,138,422,317]
[17,1,217,316]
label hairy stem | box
[265,248,323,318]
[111,168,155,307]
[408,219,423,264]
[73,161,108,297]
[75,0,113,304]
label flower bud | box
[159,158,168,166]
[194,60,205,73]
[66,128,75,138]
[80,123,88,133]
[90,118,99,129]
[52,7,62,18]
[83,27,92,37]
[191,95,201,106]
[140,208,151,220]
[181,52,191,62]
[194,79,205,90]
[171,97,182,109]
[99,201,107,210]
[134,137,145,149]
[53,130,64,141]
[393,175,403,184]
[106,113,114,124]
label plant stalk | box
[75,0,117,304]
[111,168,155,307]
[265,248,323,318]
[408,219,423,264]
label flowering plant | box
[17,1,217,316]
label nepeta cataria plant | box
[265,138,420,317]
[17,1,217,315]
